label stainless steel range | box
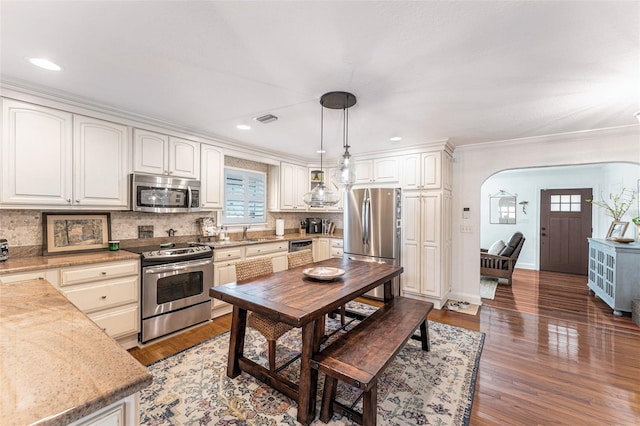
[128,243,213,343]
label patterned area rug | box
[480,277,499,300]
[139,302,485,426]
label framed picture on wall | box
[43,212,111,255]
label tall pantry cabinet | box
[399,149,453,309]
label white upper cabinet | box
[200,144,224,210]
[1,99,129,208]
[74,115,129,207]
[279,162,308,210]
[401,151,452,190]
[2,99,73,206]
[354,157,399,185]
[133,129,200,179]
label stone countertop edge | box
[0,250,140,275]
[0,279,153,425]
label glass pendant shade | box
[334,149,356,189]
[303,181,340,207]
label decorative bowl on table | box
[302,267,345,281]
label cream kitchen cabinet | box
[200,144,224,210]
[245,241,290,272]
[0,268,60,286]
[401,190,452,309]
[59,259,140,348]
[67,394,139,426]
[1,99,129,209]
[133,129,200,179]
[212,241,289,318]
[313,237,331,261]
[330,238,344,258]
[278,162,308,211]
[354,157,400,185]
[400,151,453,191]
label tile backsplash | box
[0,209,343,255]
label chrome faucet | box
[242,225,250,240]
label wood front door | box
[540,188,592,275]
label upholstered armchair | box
[480,232,525,285]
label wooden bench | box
[311,296,434,425]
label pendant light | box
[303,95,340,207]
[323,91,357,189]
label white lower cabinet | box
[401,190,451,309]
[68,394,139,426]
[313,237,331,261]
[212,241,289,318]
[330,238,343,258]
[59,259,140,348]
[0,269,60,286]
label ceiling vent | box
[254,113,278,124]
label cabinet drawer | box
[330,247,344,258]
[60,260,139,286]
[89,304,139,339]
[245,242,288,257]
[330,239,343,248]
[0,269,59,286]
[62,276,139,312]
[213,247,243,261]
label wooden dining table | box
[209,257,403,425]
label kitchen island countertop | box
[0,278,152,425]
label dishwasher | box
[289,239,313,252]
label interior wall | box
[450,125,640,305]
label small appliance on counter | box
[0,239,8,261]
[305,217,323,234]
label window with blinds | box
[223,168,267,224]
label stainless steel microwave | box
[130,173,201,213]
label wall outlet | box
[460,225,473,233]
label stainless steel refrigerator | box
[343,187,402,299]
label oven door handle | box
[144,259,212,274]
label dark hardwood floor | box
[129,269,640,424]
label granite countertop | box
[0,278,152,425]
[0,250,140,275]
[199,232,342,249]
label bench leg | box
[419,319,430,352]
[362,382,377,426]
[268,339,276,371]
[320,375,337,423]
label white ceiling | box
[1,1,639,161]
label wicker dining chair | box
[286,249,347,325]
[235,256,293,371]
[286,249,314,268]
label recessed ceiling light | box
[316,150,326,154]
[390,136,402,142]
[236,124,251,130]
[27,57,62,71]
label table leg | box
[383,279,395,302]
[297,320,320,425]
[227,306,247,378]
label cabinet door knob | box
[67,198,72,203]
[75,199,80,203]
[101,295,107,299]
[101,271,107,275]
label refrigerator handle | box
[362,188,371,246]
